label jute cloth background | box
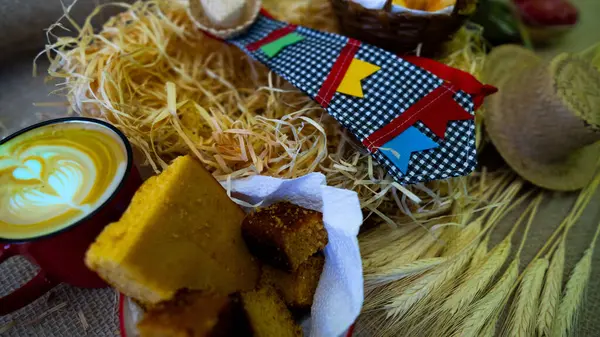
[1,0,600,336]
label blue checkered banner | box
[228,15,481,185]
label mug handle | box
[0,244,58,316]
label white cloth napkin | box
[227,173,364,337]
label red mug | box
[0,117,142,315]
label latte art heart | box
[0,121,128,240]
[12,158,44,181]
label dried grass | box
[40,0,489,228]
[78,310,89,331]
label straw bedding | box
[41,0,488,226]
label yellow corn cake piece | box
[137,291,250,337]
[261,255,324,308]
[241,285,303,337]
[86,155,260,304]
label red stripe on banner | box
[401,55,498,110]
[363,84,470,152]
[246,24,298,51]
[315,39,361,108]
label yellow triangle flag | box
[336,59,381,98]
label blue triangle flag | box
[380,127,439,175]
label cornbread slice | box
[261,255,324,308]
[240,285,303,337]
[242,202,327,272]
[86,155,259,304]
[138,291,250,337]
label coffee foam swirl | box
[0,121,127,240]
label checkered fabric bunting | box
[228,15,479,185]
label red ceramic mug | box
[0,117,142,315]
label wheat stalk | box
[504,258,549,337]
[480,320,497,337]
[380,231,437,270]
[537,241,565,337]
[453,259,520,337]
[443,237,511,315]
[360,224,417,257]
[365,257,447,287]
[384,229,479,319]
[442,219,481,256]
[551,220,600,337]
[536,175,600,337]
[360,180,527,336]
[421,226,452,258]
[363,280,411,312]
[363,228,425,269]
[468,234,490,272]
[551,247,593,337]
[385,183,526,323]
[441,194,541,316]
[445,195,543,337]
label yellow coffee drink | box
[0,120,128,240]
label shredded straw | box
[40,0,488,226]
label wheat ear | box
[380,230,437,270]
[467,234,490,272]
[552,220,600,337]
[365,257,447,287]
[535,175,600,337]
[421,226,450,258]
[480,320,497,337]
[441,194,539,315]
[504,258,549,337]
[453,259,520,337]
[443,237,511,315]
[363,228,424,269]
[384,222,480,319]
[360,224,417,257]
[387,190,527,336]
[537,241,566,337]
[450,195,543,337]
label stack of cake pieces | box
[85,155,328,337]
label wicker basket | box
[330,0,478,56]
